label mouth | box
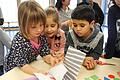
[36,33,41,36]
[46,32,54,36]
[76,32,82,36]
[47,32,53,35]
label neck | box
[30,38,39,44]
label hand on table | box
[43,54,59,67]
[52,51,64,62]
[83,57,97,70]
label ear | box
[90,20,95,25]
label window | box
[36,0,49,9]
[21,0,49,9]
[0,0,18,27]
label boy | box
[65,5,104,70]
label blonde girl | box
[4,1,58,75]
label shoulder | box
[67,30,74,39]
[92,27,103,38]
[12,32,29,44]
[109,5,119,11]
[0,28,6,34]
[58,29,65,35]
[93,2,99,6]
[95,28,104,40]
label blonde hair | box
[18,0,46,38]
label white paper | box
[49,63,68,80]
[34,73,52,80]
[34,63,67,80]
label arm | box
[40,36,58,66]
[0,28,11,49]
[64,32,74,54]
[89,36,104,60]
[83,35,104,70]
[93,2,104,26]
[59,29,66,53]
[5,34,40,74]
[20,64,40,75]
[54,30,66,61]
[105,7,117,58]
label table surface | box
[0,57,120,80]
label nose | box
[47,27,51,32]
[37,27,41,32]
[76,26,81,31]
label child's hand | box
[43,54,59,66]
[52,51,64,62]
[49,55,59,66]
[83,57,97,70]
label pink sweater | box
[47,29,66,54]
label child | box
[4,1,58,75]
[65,5,104,70]
[45,6,66,62]
[0,7,11,75]
[0,28,11,76]
[0,7,4,25]
[104,0,120,58]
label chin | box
[77,34,83,37]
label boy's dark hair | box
[77,2,89,7]
[71,5,95,23]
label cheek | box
[41,26,45,32]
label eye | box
[51,24,56,27]
[80,24,85,27]
[40,24,44,27]
[80,25,85,27]
[73,23,78,27]
[31,26,36,28]
[45,25,48,28]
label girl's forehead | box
[29,21,44,26]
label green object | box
[90,75,99,80]
[114,78,120,80]
[84,78,91,80]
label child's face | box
[72,19,94,38]
[29,22,44,39]
[45,16,58,38]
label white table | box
[0,57,120,80]
[77,57,120,80]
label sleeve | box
[8,39,31,68]
[105,7,117,59]
[59,30,66,53]
[0,29,11,49]
[89,35,104,60]
[39,36,50,57]
[64,32,74,54]
[94,3,104,26]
